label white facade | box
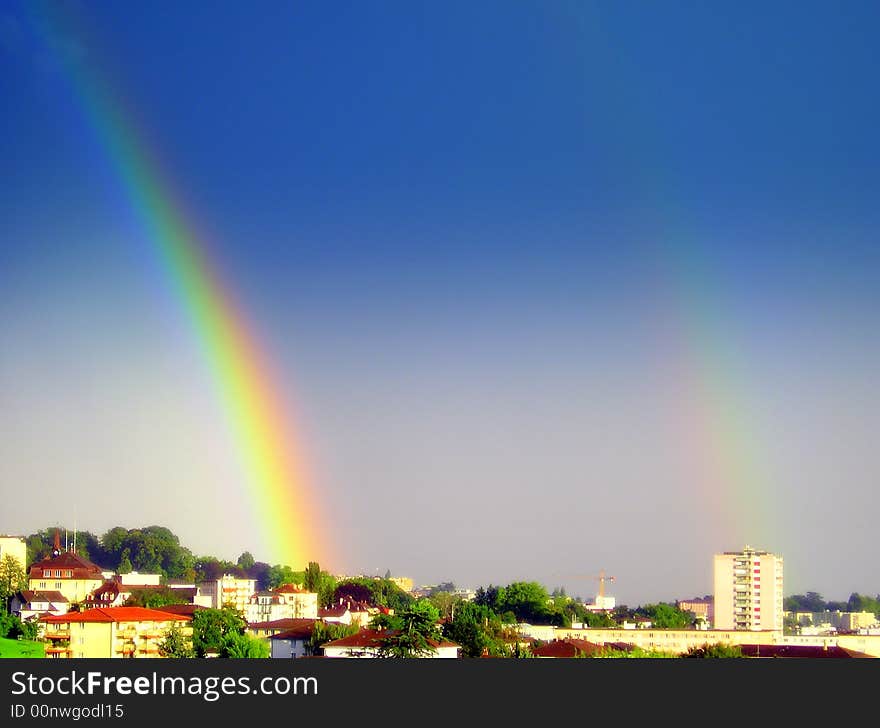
[197,575,257,612]
[713,546,784,631]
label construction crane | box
[562,570,617,608]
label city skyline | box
[2,2,879,607]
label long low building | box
[40,606,192,659]
[544,626,880,657]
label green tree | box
[637,602,694,629]
[442,601,510,658]
[784,591,825,613]
[158,621,195,658]
[304,561,322,592]
[124,586,186,609]
[306,621,359,656]
[224,632,270,658]
[370,600,442,658]
[191,606,248,658]
[0,554,26,609]
[118,549,133,575]
[684,643,744,658]
[237,552,255,571]
[267,564,302,590]
[427,590,463,621]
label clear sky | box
[1,0,879,606]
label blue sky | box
[1,1,879,605]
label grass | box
[0,637,46,658]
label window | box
[55,582,62,589]
[43,570,51,578]
[54,570,61,578]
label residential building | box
[197,574,257,612]
[264,619,318,658]
[116,571,162,587]
[247,617,317,641]
[785,610,879,634]
[242,584,319,623]
[10,590,70,623]
[713,545,784,631]
[27,550,105,605]
[552,626,880,657]
[39,606,192,659]
[677,597,714,625]
[388,576,414,592]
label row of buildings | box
[2,535,878,658]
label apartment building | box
[39,606,192,658]
[28,550,105,605]
[713,545,784,631]
[197,574,257,612]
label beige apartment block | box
[197,574,257,612]
[713,546,784,631]
[40,606,192,658]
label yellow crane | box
[563,570,616,604]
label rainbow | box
[28,4,331,569]
[563,3,779,552]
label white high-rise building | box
[713,546,784,631]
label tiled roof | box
[267,620,318,641]
[323,628,459,650]
[153,604,205,617]
[274,584,310,594]
[17,590,69,604]
[248,617,315,630]
[531,639,605,658]
[28,551,103,578]
[40,606,192,624]
[739,644,868,658]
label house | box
[318,598,382,627]
[39,606,192,659]
[265,619,319,659]
[321,628,460,658]
[82,574,199,610]
[27,550,105,604]
[272,584,319,618]
[10,590,69,623]
[243,586,318,624]
[247,617,317,641]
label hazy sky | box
[2,1,879,606]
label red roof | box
[249,617,317,631]
[153,604,205,617]
[531,639,605,658]
[17,590,68,604]
[28,551,104,579]
[267,620,318,641]
[323,628,459,650]
[274,584,310,594]
[40,606,192,624]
